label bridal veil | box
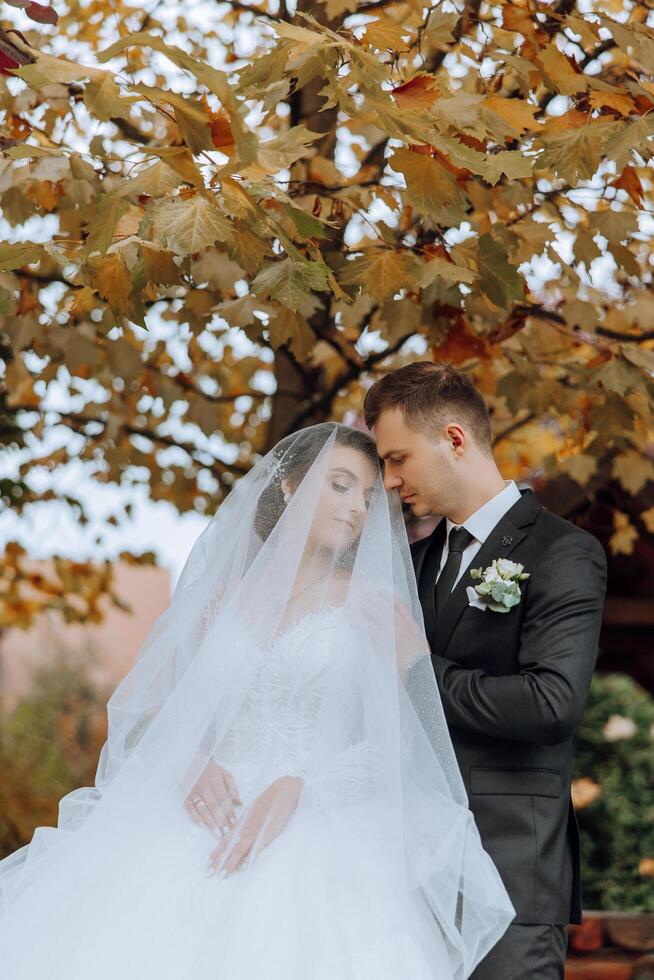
[0,421,514,978]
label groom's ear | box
[443,422,466,456]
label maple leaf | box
[267,307,315,360]
[251,258,330,311]
[476,235,524,309]
[87,253,134,317]
[147,196,234,255]
[609,510,638,556]
[340,249,420,302]
[0,241,43,270]
[389,147,468,224]
[610,166,645,208]
[537,122,619,185]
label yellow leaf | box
[609,510,638,555]
[267,308,315,360]
[588,90,636,117]
[612,450,654,496]
[147,148,204,188]
[365,18,412,52]
[561,453,598,484]
[481,95,540,138]
[89,253,134,316]
[319,0,358,17]
[641,506,654,533]
[390,148,468,223]
[68,286,98,317]
[537,44,586,96]
[84,71,135,122]
[340,249,420,302]
[148,195,234,254]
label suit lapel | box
[427,489,542,660]
[411,518,444,585]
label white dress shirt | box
[437,481,522,589]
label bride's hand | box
[207,775,303,877]
[185,760,241,837]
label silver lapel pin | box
[502,535,513,546]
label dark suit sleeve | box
[430,531,607,745]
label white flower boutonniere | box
[468,558,530,613]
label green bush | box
[573,672,654,912]
[0,647,109,859]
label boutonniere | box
[467,559,530,613]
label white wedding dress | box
[0,423,513,979]
[53,607,452,980]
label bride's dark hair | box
[254,424,379,542]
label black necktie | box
[434,526,474,617]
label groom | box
[364,361,607,980]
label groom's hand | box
[207,774,303,877]
[185,760,241,837]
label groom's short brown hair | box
[363,361,493,454]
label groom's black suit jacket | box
[411,488,607,925]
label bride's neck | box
[292,547,335,593]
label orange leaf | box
[391,75,438,111]
[610,166,644,207]
[588,90,636,117]
[433,317,495,364]
[24,179,63,213]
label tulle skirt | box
[0,788,455,980]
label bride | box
[0,422,514,979]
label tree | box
[0,0,653,625]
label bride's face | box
[306,445,376,555]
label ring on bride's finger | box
[193,797,206,808]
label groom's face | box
[373,407,458,518]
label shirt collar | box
[446,480,521,544]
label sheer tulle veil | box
[0,421,514,979]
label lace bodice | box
[212,605,374,802]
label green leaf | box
[251,258,330,311]
[0,242,44,270]
[476,234,523,309]
[285,204,331,239]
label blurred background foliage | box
[0,644,109,857]
[572,672,654,912]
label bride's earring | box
[283,491,291,504]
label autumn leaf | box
[267,307,315,359]
[610,166,645,208]
[87,253,134,317]
[391,75,438,111]
[476,234,524,309]
[481,95,540,139]
[389,147,468,224]
[0,241,43,270]
[251,257,330,310]
[146,195,234,254]
[609,510,638,555]
[612,450,654,496]
[340,249,421,302]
